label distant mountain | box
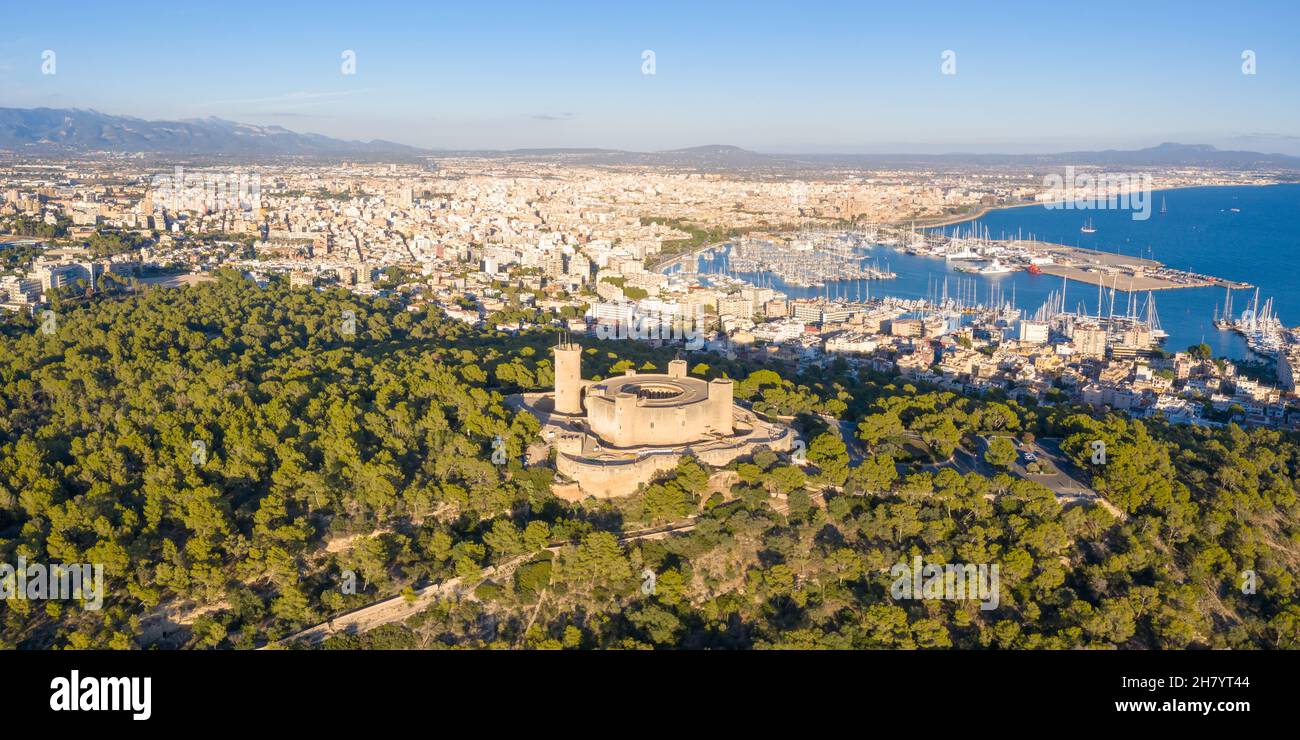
[444,142,1300,172]
[0,107,1295,172]
[443,143,797,170]
[0,107,425,157]
[793,143,1300,170]
[1054,142,1300,167]
[646,144,786,167]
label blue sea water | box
[692,183,1300,361]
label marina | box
[1214,287,1287,357]
[658,185,1299,361]
[944,183,1300,359]
[724,230,896,287]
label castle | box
[512,342,794,499]
[554,342,734,447]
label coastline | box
[651,239,732,274]
[892,201,1025,230]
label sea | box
[684,183,1300,361]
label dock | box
[1007,240,1251,291]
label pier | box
[893,223,1253,293]
[1007,240,1252,292]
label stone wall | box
[556,420,794,499]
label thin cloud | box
[193,89,374,110]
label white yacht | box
[978,259,1014,275]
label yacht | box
[944,238,982,261]
[978,259,1014,275]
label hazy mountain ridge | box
[442,141,1300,171]
[0,107,423,156]
[785,143,1300,170]
[1,108,1297,170]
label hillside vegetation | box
[1,276,1297,649]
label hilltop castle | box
[511,342,794,499]
[553,342,734,446]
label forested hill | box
[0,274,1297,649]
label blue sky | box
[2,0,1298,153]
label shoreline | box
[892,201,1024,229]
[652,239,732,274]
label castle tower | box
[708,378,734,435]
[668,359,688,378]
[553,342,583,415]
[613,391,638,447]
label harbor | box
[929,183,1300,359]
[653,186,1300,360]
[723,230,896,287]
[1214,286,1289,358]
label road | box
[918,434,990,478]
[650,239,731,274]
[819,414,865,467]
[267,564,500,648]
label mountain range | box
[1,108,1298,171]
[0,107,422,157]
[437,142,1300,172]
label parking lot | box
[970,435,1098,499]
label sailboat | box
[1143,292,1167,341]
[1213,286,1235,330]
[1080,218,1097,234]
[1240,289,1283,357]
[1159,196,1168,215]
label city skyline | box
[3,0,1299,153]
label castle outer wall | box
[554,415,794,499]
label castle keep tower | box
[553,342,583,415]
[708,378,734,435]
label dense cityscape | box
[3,156,1296,434]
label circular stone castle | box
[511,343,794,500]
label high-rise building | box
[1073,325,1108,358]
[1018,320,1049,344]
